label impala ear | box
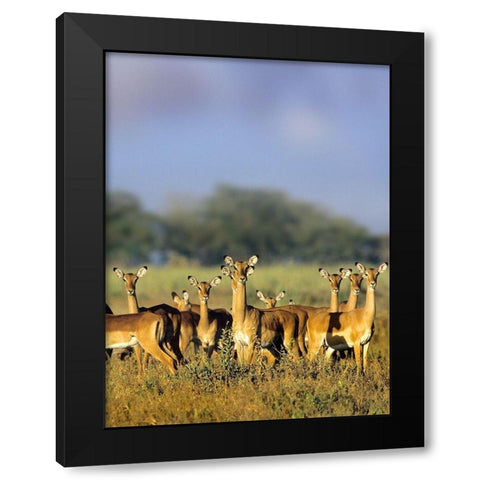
[171,292,181,304]
[221,265,232,278]
[246,265,255,276]
[248,254,259,266]
[210,276,222,287]
[276,291,285,301]
[340,268,352,278]
[223,255,234,266]
[188,276,198,286]
[256,290,266,301]
[136,266,148,278]
[355,262,366,274]
[319,268,329,279]
[182,290,190,302]
[378,262,388,273]
[113,267,124,279]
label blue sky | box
[106,53,389,234]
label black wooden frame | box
[56,12,424,467]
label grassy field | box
[105,262,390,427]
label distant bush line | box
[106,184,388,266]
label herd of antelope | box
[105,255,388,376]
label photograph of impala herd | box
[105,256,389,427]
[104,52,390,426]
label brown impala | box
[187,275,232,358]
[221,255,301,366]
[306,262,388,374]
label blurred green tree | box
[157,184,387,265]
[105,185,388,265]
[106,191,162,264]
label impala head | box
[188,275,222,303]
[256,290,285,308]
[171,290,192,311]
[113,266,147,296]
[356,262,388,290]
[221,254,259,287]
[340,268,363,295]
[319,268,343,295]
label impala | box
[171,291,193,312]
[111,266,148,361]
[256,290,285,309]
[263,268,347,356]
[187,275,232,357]
[106,310,177,375]
[338,269,364,312]
[328,269,364,360]
[142,303,197,362]
[113,266,148,313]
[317,268,345,313]
[221,255,301,366]
[306,262,388,374]
[114,265,185,364]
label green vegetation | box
[106,185,388,266]
[105,262,390,427]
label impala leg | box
[306,330,322,362]
[298,317,308,357]
[262,348,277,366]
[168,334,185,364]
[141,349,149,372]
[234,341,243,364]
[353,343,363,374]
[324,347,336,366]
[362,342,370,374]
[161,342,179,363]
[133,344,143,375]
[244,343,256,365]
[206,345,215,359]
[179,332,190,357]
[283,328,301,360]
[138,338,177,375]
[298,332,308,357]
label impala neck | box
[364,284,376,318]
[127,293,139,314]
[345,290,358,310]
[329,291,339,312]
[198,299,210,331]
[231,281,247,326]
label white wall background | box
[1,0,476,477]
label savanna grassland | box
[105,262,390,427]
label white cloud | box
[276,105,330,146]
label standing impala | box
[317,268,345,313]
[187,275,232,358]
[106,310,177,375]
[306,262,388,374]
[171,290,193,311]
[338,269,364,312]
[113,265,185,364]
[113,266,148,313]
[221,255,301,366]
[256,290,285,309]
[111,266,148,361]
[263,268,347,356]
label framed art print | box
[57,12,424,467]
